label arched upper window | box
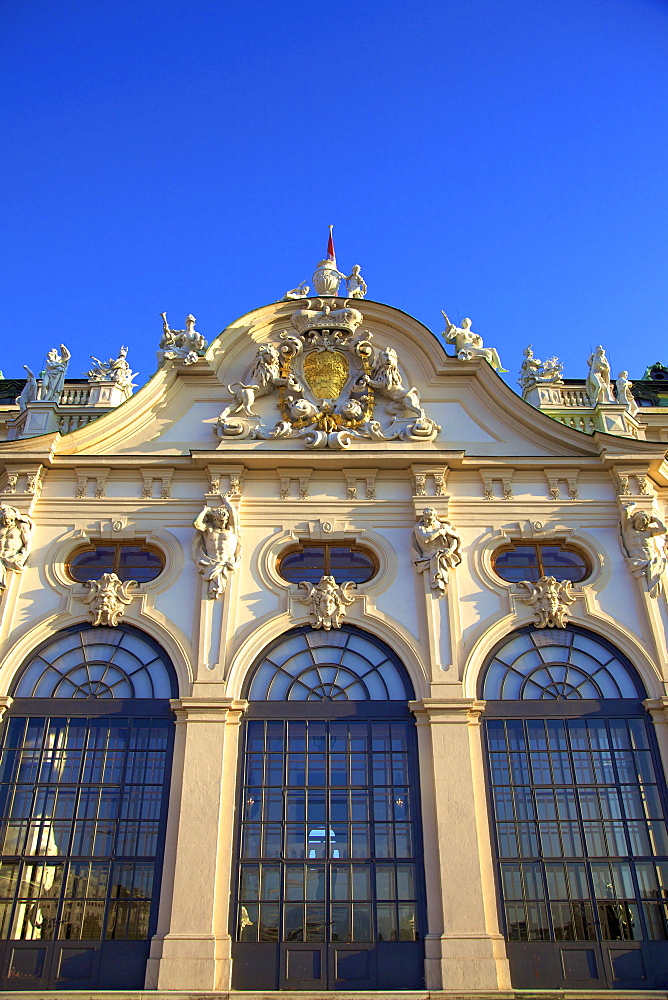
[278,543,377,585]
[68,542,164,584]
[493,542,589,585]
[246,626,413,702]
[481,627,643,701]
[12,626,177,700]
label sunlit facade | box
[0,273,667,993]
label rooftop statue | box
[586,345,615,404]
[40,345,71,402]
[345,265,367,299]
[86,346,138,394]
[284,281,310,300]
[620,503,667,599]
[616,371,638,417]
[518,345,564,391]
[158,313,208,366]
[364,347,425,420]
[441,312,507,373]
[16,366,38,411]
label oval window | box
[278,543,377,585]
[68,542,164,584]
[493,541,589,584]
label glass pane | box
[494,546,541,584]
[68,547,116,583]
[279,548,326,584]
[117,547,163,583]
[328,547,376,584]
[539,546,588,583]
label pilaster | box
[409,698,511,991]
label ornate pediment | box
[215,301,440,450]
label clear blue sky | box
[2,0,667,390]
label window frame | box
[492,540,591,585]
[277,542,379,585]
[66,541,165,584]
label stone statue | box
[518,345,543,390]
[616,371,638,417]
[346,265,367,299]
[193,496,241,599]
[312,258,346,296]
[541,356,564,383]
[365,348,425,419]
[87,346,137,391]
[39,345,71,402]
[412,507,462,594]
[16,366,38,410]
[297,574,357,629]
[620,503,667,598]
[284,281,310,300]
[83,573,137,626]
[517,576,576,628]
[586,346,615,404]
[158,313,208,365]
[441,313,507,373]
[0,504,33,594]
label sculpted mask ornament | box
[441,312,507,373]
[216,299,440,449]
[297,574,357,629]
[620,503,667,598]
[158,313,208,366]
[412,507,462,595]
[83,573,137,627]
[0,505,33,595]
[193,495,241,599]
[517,576,576,628]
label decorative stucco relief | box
[83,572,138,626]
[214,301,440,449]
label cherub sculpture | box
[297,574,357,629]
[412,507,462,594]
[284,281,310,300]
[620,503,667,598]
[441,312,507,372]
[193,496,241,599]
[345,265,367,299]
[0,504,33,594]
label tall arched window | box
[0,626,176,992]
[481,626,668,992]
[232,626,425,993]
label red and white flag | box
[327,225,336,263]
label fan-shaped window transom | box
[247,628,413,702]
[13,627,175,700]
[482,628,641,701]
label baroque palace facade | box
[0,252,666,995]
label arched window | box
[481,626,668,992]
[67,543,164,584]
[278,543,377,585]
[0,626,176,992]
[233,626,424,992]
[492,541,589,585]
[246,628,412,702]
